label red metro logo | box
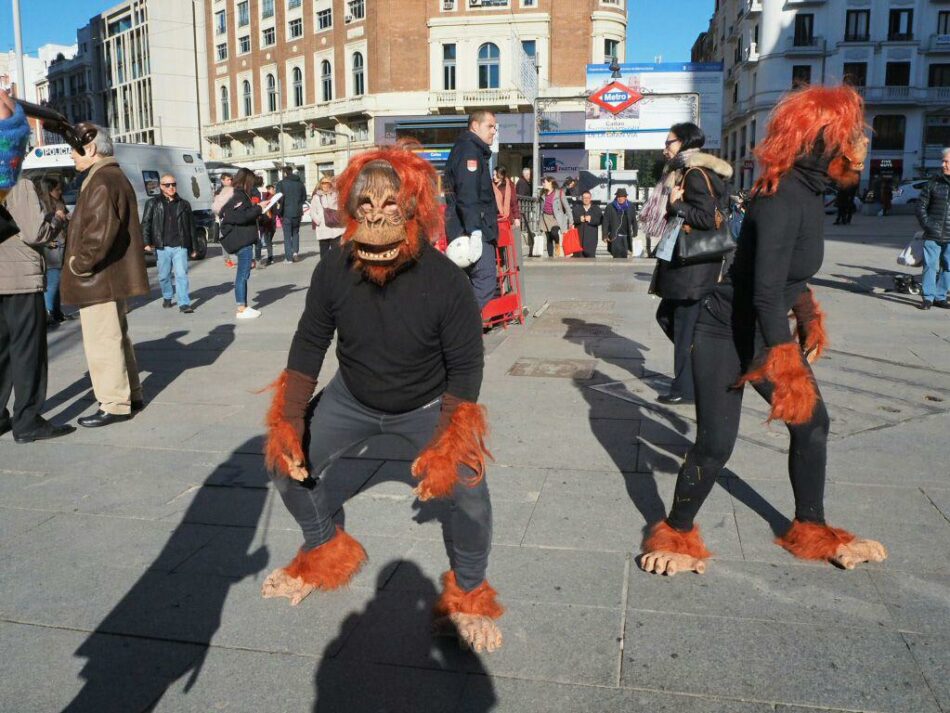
[588,81,644,115]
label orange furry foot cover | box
[776,519,855,561]
[435,571,504,620]
[643,521,712,559]
[736,342,819,425]
[263,369,316,477]
[411,396,492,500]
[284,527,367,589]
[792,289,828,361]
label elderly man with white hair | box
[916,147,950,310]
[62,123,150,427]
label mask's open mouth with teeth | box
[353,240,404,263]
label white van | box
[22,143,215,259]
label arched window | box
[266,73,277,112]
[242,80,252,116]
[220,85,230,121]
[321,60,333,102]
[292,67,303,107]
[352,51,365,96]
[478,43,500,89]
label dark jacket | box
[652,152,734,301]
[602,200,637,242]
[515,176,532,198]
[572,202,602,258]
[917,174,950,244]
[38,194,68,270]
[141,194,194,251]
[61,159,149,308]
[275,173,307,219]
[220,189,263,253]
[443,130,498,244]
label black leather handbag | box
[675,168,736,265]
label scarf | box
[640,148,699,239]
[493,179,511,219]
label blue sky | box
[0,0,713,63]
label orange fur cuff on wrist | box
[435,570,504,620]
[264,371,305,477]
[776,519,855,561]
[736,342,819,425]
[794,290,828,361]
[643,521,711,559]
[412,402,492,500]
[285,527,367,589]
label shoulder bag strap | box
[682,168,724,228]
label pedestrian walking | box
[834,185,857,225]
[515,166,532,198]
[602,187,637,258]
[220,168,263,320]
[212,173,236,268]
[915,147,950,310]
[275,166,307,263]
[572,190,602,258]
[647,121,734,405]
[539,176,570,257]
[255,183,276,267]
[444,111,499,308]
[639,85,886,576]
[310,175,344,260]
[141,173,196,313]
[0,91,74,443]
[880,179,893,217]
[62,123,149,428]
[37,177,72,327]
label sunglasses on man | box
[161,182,177,187]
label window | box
[871,115,905,151]
[888,9,913,41]
[940,12,950,36]
[262,0,275,19]
[262,27,275,46]
[292,67,303,106]
[237,1,249,27]
[442,0,456,8]
[215,10,226,35]
[792,65,811,87]
[267,135,280,152]
[266,73,277,112]
[352,52,365,95]
[604,38,619,64]
[844,10,869,42]
[289,0,302,8]
[321,60,333,101]
[843,62,867,87]
[753,23,759,45]
[930,64,950,88]
[317,8,332,30]
[443,44,456,90]
[220,85,230,121]
[216,43,228,61]
[242,79,252,116]
[348,0,365,20]
[885,62,910,86]
[289,18,303,39]
[478,43,500,89]
[351,121,369,142]
[793,14,814,46]
[291,132,306,149]
[239,35,250,54]
[522,40,536,60]
[732,83,738,104]
[242,138,254,155]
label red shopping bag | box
[561,227,582,256]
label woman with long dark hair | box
[221,168,263,319]
[37,177,72,325]
[640,85,886,576]
[539,176,570,257]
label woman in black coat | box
[221,168,263,319]
[646,122,734,404]
[572,191,602,258]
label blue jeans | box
[44,267,62,317]
[282,216,301,261]
[234,244,253,306]
[156,246,190,306]
[922,240,950,302]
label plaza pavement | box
[0,212,948,713]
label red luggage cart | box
[481,218,525,329]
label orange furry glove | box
[791,288,827,363]
[264,369,316,479]
[411,393,491,501]
[736,342,818,426]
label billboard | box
[585,62,724,151]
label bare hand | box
[191,252,197,258]
[0,90,14,121]
[143,245,153,253]
[670,186,685,204]
[513,219,520,228]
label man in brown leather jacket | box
[62,123,149,428]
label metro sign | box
[589,81,643,115]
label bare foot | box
[261,567,316,606]
[639,551,707,576]
[434,613,503,653]
[832,538,887,570]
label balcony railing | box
[429,88,528,108]
[742,42,759,63]
[786,35,826,54]
[743,0,762,14]
[855,86,950,104]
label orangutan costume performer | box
[261,144,503,652]
[640,85,887,576]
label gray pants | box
[269,375,493,591]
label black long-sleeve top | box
[287,241,484,413]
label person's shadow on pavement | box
[312,561,497,713]
[61,438,270,712]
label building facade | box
[44,0,204,149]
[199,0,627,187]
[2,43,77,146]
[702,0,950,190]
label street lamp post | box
[12,0,26,100]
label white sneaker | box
[236,307,261,320]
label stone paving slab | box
[902,633,950,713]
[869,571,950,636]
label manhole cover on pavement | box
[508,358,597,379]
